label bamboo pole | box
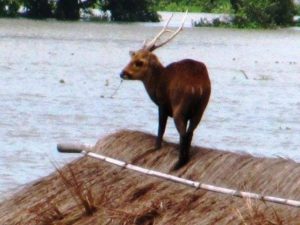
[57,143,300,208]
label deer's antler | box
[143,11,188,52]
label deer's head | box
[120,12,187,81]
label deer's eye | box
[135,60,144,68]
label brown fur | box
[120,49,211,169]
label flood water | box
[0,16,300,199]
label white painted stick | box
[57,143,300,208]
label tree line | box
[0,0,98,20]
[0,0,160,21]
[157,0,297,27]
[0,0,297,27]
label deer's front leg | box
[155,106,168,150]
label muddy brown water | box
[0,16,299,199]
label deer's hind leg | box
[173,112,189,170]
[173,93,210,170]
[184,94,210,158]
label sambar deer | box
[120,13,211,170]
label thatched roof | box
[1,130,300,225]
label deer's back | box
[163,59,210,95]
[158,59,211,117]
[164,59,209,81]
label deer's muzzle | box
[120,71,131,80]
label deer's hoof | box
[171,160,188,171]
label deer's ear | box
[149,54,160,68]
[129,51,135,57]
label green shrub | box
[102,0,159,22]
[297,4,300,15]
[0,0,20,17]
[23,0,54,19]
[271,0,296,25]
[157,2,188,12]
[55,0,99,20]
[55,0,80,20]
[233,0,296,28]
[156,0,231,13]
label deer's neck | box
[142,65,164,105]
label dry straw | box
[1,131,300,224]
[57,143,300,208]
